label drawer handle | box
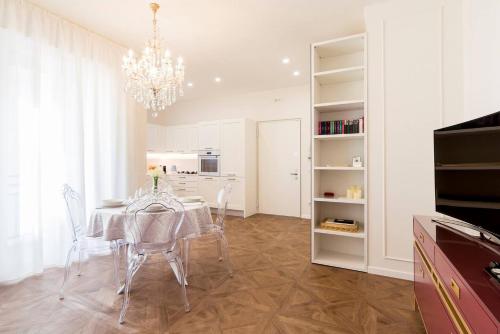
[227,178,236,181]
[450,278,460,299]
[177,188,186,191]
[418,232,424,243]
[179,182,186,185]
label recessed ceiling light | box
[187,82,193,87]
[293,70,300,76]
[214,77,222,83]
[282,57,290,64]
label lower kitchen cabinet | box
[220,177,243,210]
[198,176,220,207]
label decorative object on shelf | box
[147,165,164,192]
[346,185,362,199]
[320,218,359,233]
[318,117,364,135]
[122,3,185,117]
[324,192,335,198]
[352,156,362,168]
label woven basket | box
[320,219,359,233]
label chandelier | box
[122,3,185,117]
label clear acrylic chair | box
[59,184,123,299]
[119,193,189,324]
[183,183,233,278]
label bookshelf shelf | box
[312,249,365,272]
[314,197,365,205]
[314,166,364,171]
[314,100,364,112]
[314,66,364,85]
[314,133,364,140]
[314,226,365,238]
[311,33,368,272]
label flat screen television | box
[434,111,500,238]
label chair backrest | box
[62,184,85,242]
[125,193,185,253]
[215,183,232,229]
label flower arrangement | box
[147,165,164,191]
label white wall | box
[365,0,464,280]
[365,0,500,280]
[463,0,500,120]
[149,85,311,218]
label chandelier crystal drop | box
[122,3,185,117]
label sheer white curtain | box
[0,0,142,282]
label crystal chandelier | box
[122,3,185,117]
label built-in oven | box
[198,150,220,176]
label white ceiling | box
[30,0,381,101]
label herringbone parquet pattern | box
[0,214,424,333]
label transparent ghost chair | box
[119,193,189,324]
[183,183,233,278]
[59,184,124,299]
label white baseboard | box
[301,214,311,219]
[368,266,413,281]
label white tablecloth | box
[87,202,213,241]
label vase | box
[153,176,159,192]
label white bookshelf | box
[311,33,368,272]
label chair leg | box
[76,247,84,276]
[216,237,223,262]
[59,243,77,300]
[119,253,145,324]
[183,238,190,278]
[111,240,121,291]
[220,233,233,277]
[170,256,190,313]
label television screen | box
[434,111,500,237]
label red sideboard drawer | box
[414,219,435,263]
[435,249,496,334]
[414,246,458,334]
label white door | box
[258,119,300,217]
[220,119,244,177]
[198,121,220,150]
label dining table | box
[87,200,213,286]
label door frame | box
[256,118,302,217]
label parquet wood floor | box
[0,214,425,334]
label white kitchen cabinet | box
[165,126,176,152]
[147,124,166,152]
[198,121,220,150]
[173,126,189,153]
[198,176,220,207]
[187,125,199,153]
[221,177,244,210]
[147,124,157,151]
[220,120,245,177]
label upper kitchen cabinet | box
[173,126,189,153]
[165,126,176,152]
[147,124,166,152]
[220,119,245,177]
[186,125,199,153]
[198,121,220,150]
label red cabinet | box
[413,216,500,334]
[414,247,457,334]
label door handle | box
[290,173,299,176]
